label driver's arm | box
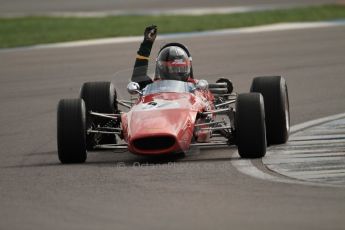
[131,25,157,89]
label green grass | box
[0,4,345,48]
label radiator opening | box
[133,136,176,151]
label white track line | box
[290,113,345,134]
[231,112,345,188]
[0,4,306,18]
[1,20,345,53]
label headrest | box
[159,42,191,58]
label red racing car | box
[57,75,289,164]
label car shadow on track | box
[5,146,238,168]
[83,145,237,166]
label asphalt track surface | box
[0,0,340,15]
[0,26,345,229]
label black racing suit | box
[131,40,154,89]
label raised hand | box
[144,25,157,42]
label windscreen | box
[143,80,195,95]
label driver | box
[131,25,194,89]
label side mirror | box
[127,82,142,95]
[196,79,209,90]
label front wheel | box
[235,93,267,158]
[57,98,87,163]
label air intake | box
[133,136,176,151]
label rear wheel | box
[80,82,118,148]
[57,99,87,163]
[235,93,266,158]
[80,81,117,114]
[250,76,289,145]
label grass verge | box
[0,4,345,48]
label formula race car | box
[57,76,289,163]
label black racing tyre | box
[250,76,290,145]
[80,81,117,113]
[80,81,118,147]
[57,98,87,164]
[235,93,267,158]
